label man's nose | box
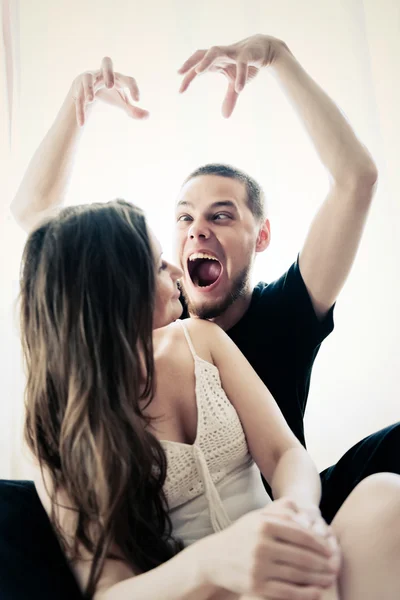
[188,222,211,240]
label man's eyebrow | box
[176,199,193,208]
[176,200,238,210]
[210,201,238,210]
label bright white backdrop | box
[0,0,399,478]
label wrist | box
[269,41,298,77]
[271,37,293,63]
[296,502,321,517]
[274,494,320,519]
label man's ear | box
[255,218,271,253]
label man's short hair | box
[183,163,266,222]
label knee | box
[332,473,400,560]
[354,472,400,501]
[340,472,400,529]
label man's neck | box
[205,289,253,332]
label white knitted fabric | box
[161,321,271,541]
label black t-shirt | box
[185,258,334,447]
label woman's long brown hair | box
[20,200,181,598]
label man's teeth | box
[188,253,219,261]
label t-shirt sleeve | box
[265,256,335,351]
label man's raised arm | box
[11,57,149,232]
[272,45,377,319]
[178,34,378,318]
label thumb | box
[125,105,150,120]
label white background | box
[0,0,399,478]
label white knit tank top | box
[161,321,271,546]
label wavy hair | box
[20,200,181,598]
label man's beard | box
[180,266,251,320]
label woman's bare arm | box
[191,319,322,510]
[33,466,218,600]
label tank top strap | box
[178,320,197,360]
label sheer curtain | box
[1,0,22,478]
[1,0,399,478]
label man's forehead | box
[176,175,247,210]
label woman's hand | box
[70,57,149,126]
[201,498,340,599]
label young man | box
[7,32,399,598]
[170,36,399,523]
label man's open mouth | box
[187,252,223,288]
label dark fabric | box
[223,259,334,498]
[320,422,400,523]
[0,479,83,600]
[226,259,335,447]
[219,260,400,523]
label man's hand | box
[291,502,333,537]
[71,56,149,126]
[286,500,341,568]
[178,34,288,118]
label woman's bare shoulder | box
[182,317,221,338]
[153,319,218,364]
[153,320,187,355]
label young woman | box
[21,199,400,600]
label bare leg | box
[325,472,400,600]
[240,473,400,600]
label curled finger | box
[195,45,227,73]
[116,73,140,102]
[127,76,140,102]
[74,82,85,127]
[262,519,334,558]
[118,88,149,119]
[235,61,248,93]
[177,49,207,74]
[128,104,150,120]
[271,539,337,574]
[261,579,329,600]
[82,72,95,104]
[222,80,239,118]
[101,56,115,88]
[179,67,199,93]
[271,562,337,588]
